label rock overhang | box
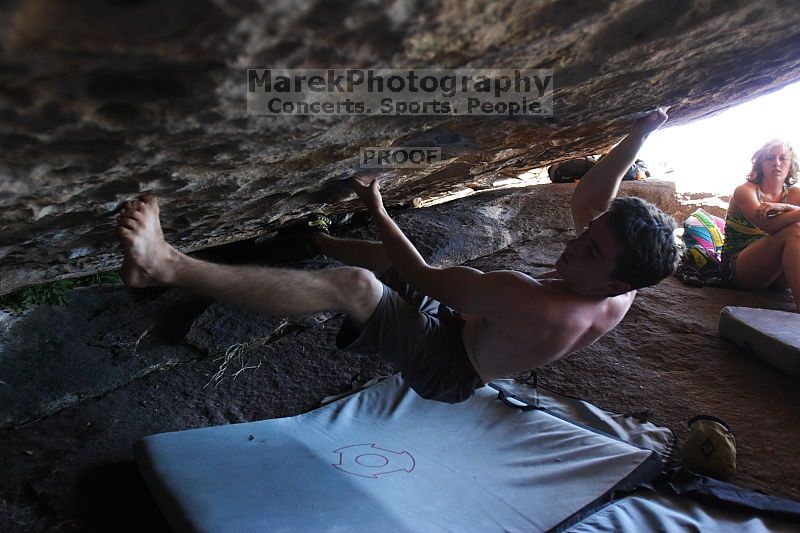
[1,0,800,295]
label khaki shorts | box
[335,267,483,403]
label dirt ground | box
[1,184,798,532]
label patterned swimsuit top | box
[722,184,788,258]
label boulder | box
[1,0,799,293]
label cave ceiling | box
[1,0,799,294]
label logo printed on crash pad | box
[332,444,415,478]
[701,438,716,458]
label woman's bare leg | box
[781,226,800,310]
[734,222,800,310]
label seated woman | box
[721,139,800,310]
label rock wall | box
[0,179,677,429]
[1,180,798,531]
[1,0,799,294]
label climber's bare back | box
[458,275,634,383]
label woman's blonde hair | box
[747,139,798,186]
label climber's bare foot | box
[117,194,180,288]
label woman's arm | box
[734,183,800,233]
[754,201,799,218]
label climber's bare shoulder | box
[461,272,635,382]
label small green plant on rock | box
[0,271,123,313]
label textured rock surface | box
[2,181,673,429]
[2,0,800,294]
[1,182,798,532]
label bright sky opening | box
[638,81,800,197]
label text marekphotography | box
[247,69,553,116]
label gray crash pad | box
[719,306,800,376]
[565,489,800,532]
[134,375,661,533]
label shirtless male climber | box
[117,108,679,403]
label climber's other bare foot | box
[117,194,180,288]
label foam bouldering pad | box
[719,306,800,376]
[565,488,800,532]
[134,375,662,532]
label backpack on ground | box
[676,208,727,286]
[548,157,596,183]
[548,157,648,183]
[623,160,648,181]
